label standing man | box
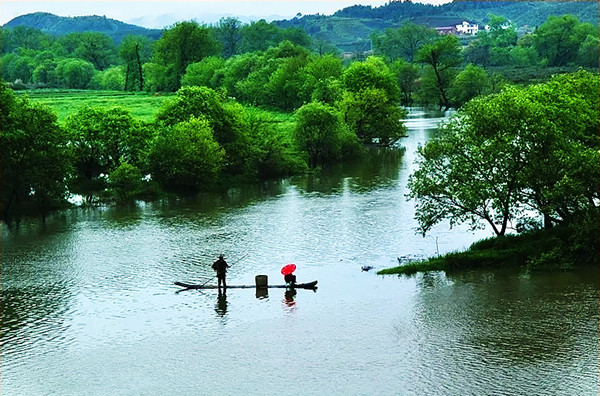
[212,254,230,290]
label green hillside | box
[276,0,599,52]
[2,12,162,43]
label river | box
[1,109,597,395]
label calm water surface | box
[2,109,598,395]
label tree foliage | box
[152,21,221,91]
[409,71,599,236]
[1,84,72,221]
[149,116,224,191]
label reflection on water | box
[215,291,228,318]
[1,108,596,395]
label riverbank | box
[378,224,598,276]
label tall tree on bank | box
[119,35,151,91]
[416,34,462,110]
[153,21,221,91]
[408,71,599,236]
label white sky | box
[0,0,453,28]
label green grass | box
[17,89,173,123]
[378,225,598,276]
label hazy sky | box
[1,0,453,28]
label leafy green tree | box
[153,21,221,91]
[408,71,599,236]
[65,32,118,70]
[149,116,224,191]
[533,15,596,66]
[416,34,462,109]
[55,58,96,88]
[343,56,399,101]
[1,84,72,221]
[1,26,54,53]
[142,62,169,92]
[311,77,344,106]
[0,54,34,83]
[576,35,599,68]
[32,59,59,86]
[108,162,143,202]
[89,66,126,90]
[65,106,151,199]
[299,54,344,103]
[239,20,282,53]
[182,56,226,88]
[341,87,407,146]
[216,17,242,58]
[372,23,437,62]
[294,102,358,167]
[155,86,253,175]
[119,35,151,91]
[449,64,491,108]
[390,59,419,106]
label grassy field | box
[17,90,297,132]
[16,89,174,123]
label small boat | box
[174,280,318,290]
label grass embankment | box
[378,226,598,276]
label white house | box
[456,21,479,35]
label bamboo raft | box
[174,280,318,290]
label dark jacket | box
[212,258,229,277]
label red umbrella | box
[281,263,297,275]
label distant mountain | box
[275,0,599,52]
[2,12,162,43]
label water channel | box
[1,109,598,395]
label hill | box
[276,0,599,52]
[2,12,162,43]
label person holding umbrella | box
[281,263,297,286]
[212,254,230,290]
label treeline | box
[1,52,407,223]
[0,18,313,91]
[2,13,596,113]
[371,14,598,108]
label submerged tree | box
[1,84,72,221]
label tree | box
[408,71,599,236]
[416,34,462,109]
[153,21,221,91]
[239,19,282,53]
[89,66,126,90]
[372,23,437,62]
[294,102,358,167]
[108,162,143,202]
[65,106,151,200]
[390,59,419,106]
[343,56,400,100]
[55,58,96,89]
[341,87,407,146]
[148,117,224,191]
[1,84,72,221]
[119,35,151,91]
[576,35,599,68]
[533,15,596,66]
[182,56,226,88]
[341,57,406,145]
[67,32,118,70]
[216,17,242,58]
[155,86,253,175]
[449,64,491,108]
